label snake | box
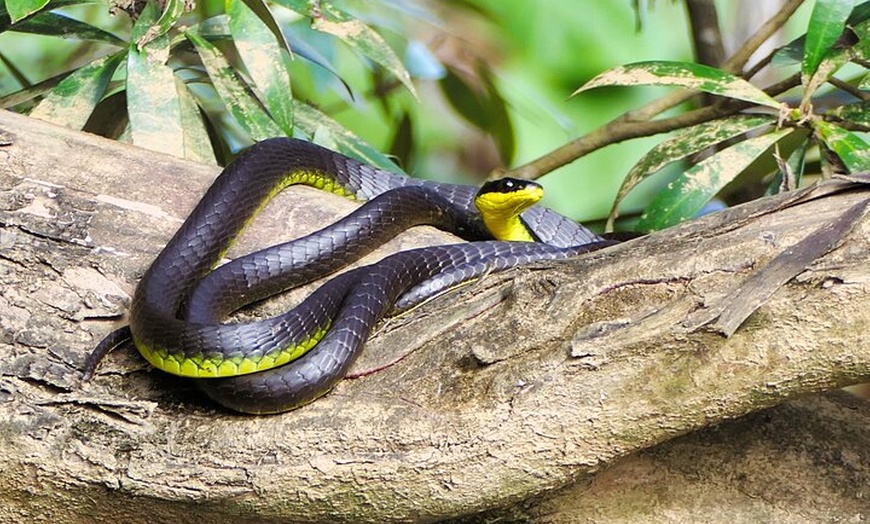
[85,138,611,414]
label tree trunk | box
[0,109,867,523]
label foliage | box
[2,0,869,233]
[0,0,519,171]
[573,0,870,230]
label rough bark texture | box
[0,109,868,523]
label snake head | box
[474,178,544,242]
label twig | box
[722,0,806,74]
[506,0,807,181]
[828,76,870,102]
[508,72,801,181]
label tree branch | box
[463,390,870,523]
[506,0,806,181]
[686,0,726,67]
[724,0,806,74]
[0,110,868,522]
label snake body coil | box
[88,138,607,414]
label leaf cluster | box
[571,0,870,231]
[0,0,518,171]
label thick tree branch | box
[467,390,870,523]
[0,110,868,523]
[686,0,726,67]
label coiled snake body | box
[86,138,609,414]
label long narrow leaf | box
[227,0,293,135]
[6,0,50,23]
[814,119,870,171]
[274,0,417,99]
[312,17,417,99]
[802,0,854,78]
[0,68,68,108]
[574,61,781,109]
[239,0,292,56]
[185,28,282,141]
[284,24,353,97]
[826,100,870,127]
[294,102,403,173]
[0,0,79,31]
[772,0,870,66]
[136,0,185,49]
[0,0,76,18]
[851,12,870,59]
[440,68,488,130]
[607,114,776,229]
[127,2,185,156]
[175,76,216,164]
[849,0,870,24]
[638,128,792,231]
[9,11,125,44]
[29,51,124,129]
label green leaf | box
[440,68,489,130]
[185,27,282,141]
[29,51,124,129]
[0,0,79,31]
[129,0,157,43]
[284,23,353,97]
[607,114,776,229]
[175,76,217,164]
[814,119,870,171]
[268,0,307,13]
[574,61,781,109]
[800,47,852,109]
[227,0,293,135]
[0,68,68,108]
[275,0,417,99]
[439,63,514,161]
[773,1,870,66]
[238,0,292,56]
[294,102,403,173]
[8,11,125,45]
[771,38,804,67]
[851,13,870,59]
[136,0,185,48]
[313,17,416,99]
[848,0,870,24]
[800,3,870,106]
[389,110,414,168]
[6,0,50,23]
[127,2,185,156]
[826,100,870,126]
[638,128,792,231]
[802,0,854,79]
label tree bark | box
[0,109,868,523]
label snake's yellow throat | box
[474,178,544,242]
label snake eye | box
[479,177,539,196]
